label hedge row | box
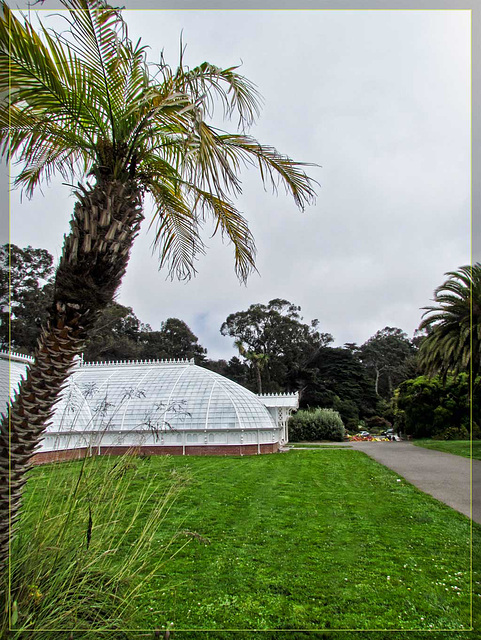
[288,408,345,442]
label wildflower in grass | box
[27,585,43,606]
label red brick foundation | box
[30,442,280,464]
[31,447,90,465]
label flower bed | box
[346,435,390,442]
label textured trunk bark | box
[264,362,271,392]
[255,361,262,395]
[0,178,143,570]
[374,367,380,395]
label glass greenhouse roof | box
[0,354,298,453]
[48,359,277,435]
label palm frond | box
[55,0,127,139]
[173,61,262,129]
[183,126,317,210]
[186,121,242,198]
[0,104,94,193]
[148,178,205,281]
[117,38,149,115]
[0,4,107,137]
[123,89,194,171]
[190,187,257,283]
[14,145,88,197]
[218,133,318,210]
[418,263,481,378]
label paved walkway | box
[349,441,481,524]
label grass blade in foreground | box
[2,453,191,637]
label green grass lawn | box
[20,449,479,637]
[413,439,481,460]
[288,442,349,448]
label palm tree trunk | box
[0,178,143,571]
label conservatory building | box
[0,351,298,462]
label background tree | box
[359,327,415,398]
[139,318,207,362]
[0,0,316,569]
[343,342,360,356]
[234,339,268,394]
[295,346,377,430]
[82,302,144,361]
[418,264,481,379]
[0,244,54,353]
[0,244,204,363]
[0,244,146,361]
[221,299,332,393]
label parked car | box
[381,428,394,437]
[358,431,370,437]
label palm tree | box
[0,0,317,569]
[234,339,269,394]
[418,264,481,379]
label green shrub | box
[433,426,470,441]
[375,398,395,425]
[471,420,481,440]
[288,408,345,442]
[473,421,481,440]
[395,374,478,439]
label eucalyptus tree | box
[221,299,332,392]
[0,0,316,568]
[359,327,415,398]
[418,264,481,379]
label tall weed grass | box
[1,451,191,638]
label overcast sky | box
[8,8,471,360]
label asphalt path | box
[349,441,481,524]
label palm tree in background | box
[0,0,317,569]
[234,339,269,394]
[418,264,481,379]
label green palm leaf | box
[0,5,106,135]
[190,187,257,282]
[149,177,205,281]
[419,263,481,378]
[173,60,262,129]
[55,0,128,133]
[0,104,93,194]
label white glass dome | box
[47,359,279,452]
[0,353,294,457]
